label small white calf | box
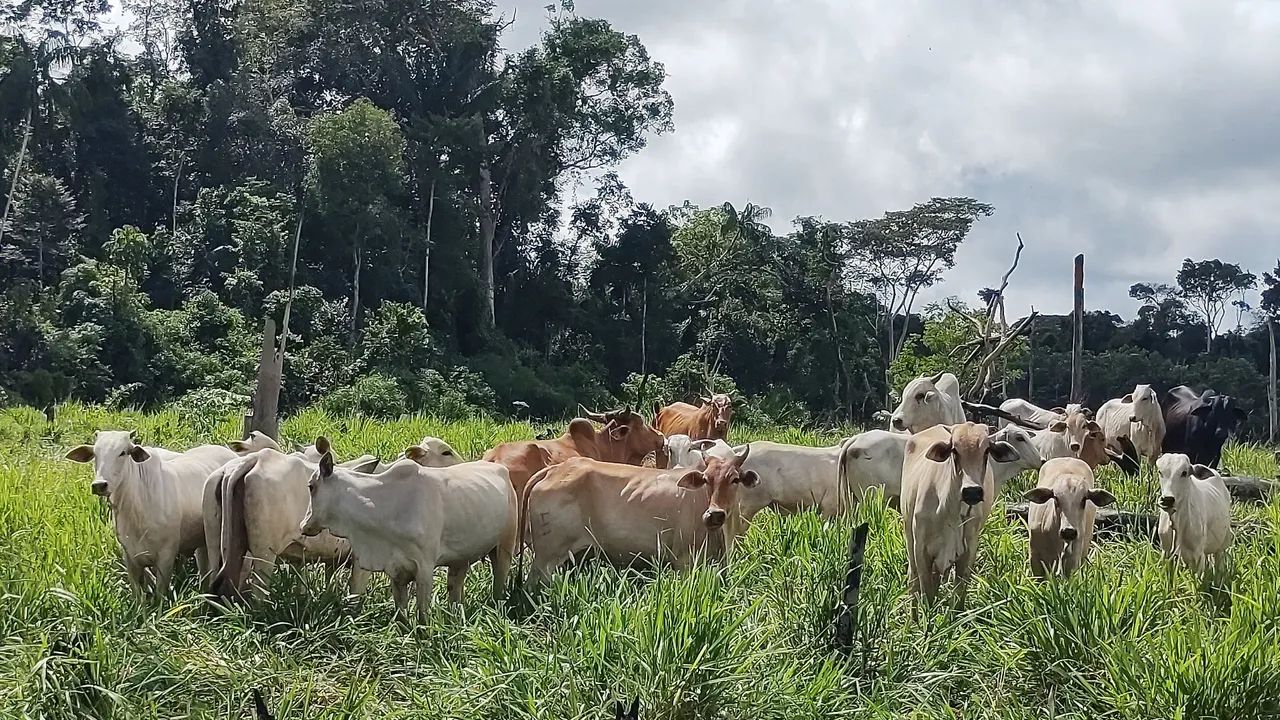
[1022,457,1115,578]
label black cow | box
[1161,386,1246,469]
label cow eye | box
[118,450,127,457]
[442,450,453,456]
[914,392,926,401]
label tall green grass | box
[1,403,1278,718]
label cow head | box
[1192,394,1246,441]
[1063,410,1105,457]
[674,444,758,529]
[1156,453,1218,513]
[1123,384,1159,423]
[66,430,152,498]
[920,422,1018,507]
[300,436,346,538]
[229,430,280,455]
[404,436,461,467]
[663,434,725,469]
[1023,458,1115,544]
[700,393,734,433]
[890,371,949,434]
[990,425,1045,475]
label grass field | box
[2,403,1279,719]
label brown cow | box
[519,447,758,591]
[654,393,733,441]
[482,409,665,496]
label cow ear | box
[676,470,707,489]
[738,469,760,488]
[924,441,952,462]
[128,445,151,463]
[989,441,1019,464]
[1049,407,1066,415]
[609,424,630,441]
[66,445,94,463]
[700,396,712,405]
[691,439,716,451]
[405,446,427,463]
[1191,404,1212,418]
[1085,421,1102,433]
[1190,464,1216,480]
[1049,421,1067,433]
[319,451,335,478]
[1022,487,1055,504]
[924,390,937,402]
[1121,394,1133,403]
[1086,488,1116,507]
[315,435,332,455]
[229,440,250,453]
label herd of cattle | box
[62,377,1248,623]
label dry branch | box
[961,400,1045,430]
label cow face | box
[229,430,279,455]
[404,436,461,467]
[1125,384,1159,423]
[990,426,1045,474]
[700,393,734,433]
[1064,411,1105,456]
[1192,395,1246,441]
[599,410,667,465]
[1023,462,1115,543]
[890,373,945,434]
[65,430,152,498]
[676,445,758,529]
[922,422,1016,507]
[1156,453,1217,512]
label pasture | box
[2,404,1279,719]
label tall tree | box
[847,196,994,379]
[1261,261,1280,443]
[1175,258,1257,354]
[0,173,84,286]
[306,100,406,333]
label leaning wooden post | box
[249,316,282,441]
[833,521,870,652]
[1069,254,1085,404]
[1268,318,1276,444]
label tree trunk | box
[474,123,497,327]
[1206,322,1213,355]
[1070,254,1085,403]
[171,154,184,236]
[1027,315,1036,399]
[350,241,361,336]
[826,281,852,420]
[423,177,435,310]
[0,106,33,250]
[1269,318,1277,444]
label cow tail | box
[212,452,257,599]
[515,463,556,591]
[836,436,855,512]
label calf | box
[205,444,371,601]
[300,445,518,625]
[889,372,966,434]
[1096,384,1164,465]
[1156,453,1232,581]
[1162,386,1246,469]
[484,410,665,496]
[521,447,757,591]
[901,422,1018,606]
[654,394,734,441]
[1022,458,1115,578]
[66,431,236,599]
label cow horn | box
[734,443,751,467]
[578,404,608,423]
[928,371,946,384]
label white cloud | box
[500,0,1280,317]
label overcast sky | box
[494,0,1280,318]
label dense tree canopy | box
[0,0,1276,437]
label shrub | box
[169,387,250,433]
[413,366,497,420]
[317,373,405,418]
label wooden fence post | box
[833,521,870,652]
[1070,254,1084,403]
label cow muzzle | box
[1159,496,1176,511]
[960,485,984,506]
[891,416,907,432]
[90,480,109,497]
[1059,527,1078,541]
[1069,442,1081,453]
[299,520,321,537]
[703,508,727,529]
[1129,415,1139,423]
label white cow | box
[1156,453,1232,581]
[66,431,236,599]
[890,372,966,434]
[229,431,281,454]
[988,425,1047,490]
[997,399,1064,429]
[300,441,518,625]
[1022,457,1115,578]
[374,435,462,472]
[205,447,371,600]
[662,434,726,469]
[837,430,909,506]
[1096,385,1164,465]
[901,422,1018,607]
[729,441,853,520]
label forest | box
[3,0,1279,436]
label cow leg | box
[489,546,511,607]
[122,550,147,601]
[415,566,436,626]
[390,577,411,625]
[953,554,974,610]
[194,547,210,590]
[445,563,468,609]
[153,546,179,601]
[347,566,372,600]
[244,550,278,603]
